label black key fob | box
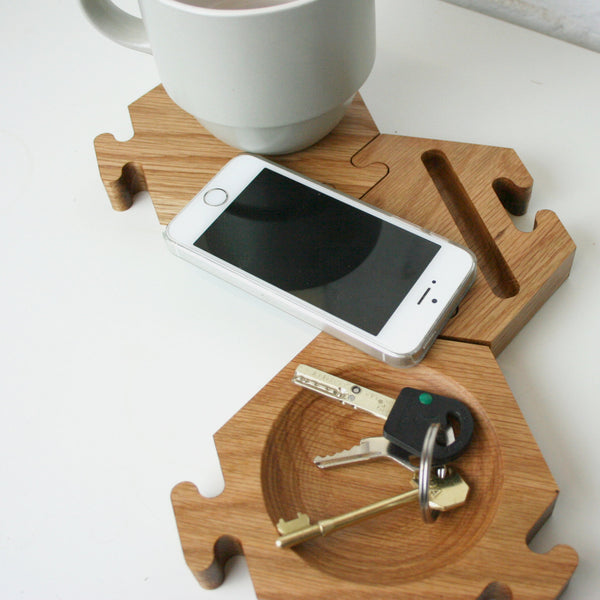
[383,388,474,463]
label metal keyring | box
[418,422,441,523]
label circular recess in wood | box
[261,362,503,585]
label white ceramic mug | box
[81,0,376,154]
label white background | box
[1,0,599,598]
[444,0,600,52]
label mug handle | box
[80,0,152,54]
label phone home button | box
[203,188,228,206]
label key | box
[313,436,417,472]
[293,364,474,463]
[275,467,469,548]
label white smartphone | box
[164,154,476,367]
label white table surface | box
[1,0,598,598]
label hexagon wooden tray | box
[171,336,578,598]
[94,86,575,356]
[93,86,578,598]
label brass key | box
[275,467,469,548]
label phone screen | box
[194,168,440,335]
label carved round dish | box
[261,361,503,585]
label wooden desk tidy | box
[94,86,578,598]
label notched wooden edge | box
[477,581,513,600]
[526,488,578,569]
[170,481,244,590]
[196,535,244,590]
[525,490,579,598]
[526,490,560,546]
[93,133,149,211]
[348,132,389,197]
[492,176,532,217]
[473,493,579,600]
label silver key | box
[313,436,417,472]
[293,364,395,419]
[293,364,461,454]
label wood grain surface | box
[93,87,578,598]
[94,85,575,355]
[171,335,578,598]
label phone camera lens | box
[351,385,361,394]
